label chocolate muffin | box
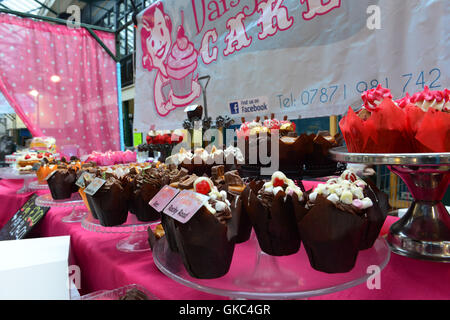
[246,172,304,256]
[47,168,78,200]
[130,167,168,222]
[223,170,252,243]
[172,177,236,279]
[87,177,129,227]
[298,170,382,273]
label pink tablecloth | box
[0,179,36,228]
[1,179,449,300]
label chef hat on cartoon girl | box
[141,2,173,71]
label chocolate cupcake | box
[246,172,304,256]
[223,170,252,243]
[130,167,169,222]
[47,168,78,200]
[172,177,236,279]
[157,169,192,253]
[356,176,389,250]
[279,133,314,170]
[304,131,343,168]
[299,171,380,273]
[87,177,129,227]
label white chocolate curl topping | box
[309,170,373,209]
[263,171,303,201]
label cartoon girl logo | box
[141,2,201,117]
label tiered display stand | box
[153,234,390,300]
[35,193,87,223]
[330,147,450,262]
[0,167,36,194]
[29,180,49,191]
[81,212,160,253]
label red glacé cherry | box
[25,154,31,160]
[195,181,211,195]
[344,172,357,182]
[273,177,284,187]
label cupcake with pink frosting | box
[339,84,413,153]
[400,86,450,152]
[167,22,198,98]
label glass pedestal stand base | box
[233,233,299,292]
[29,180,49,191]
[153,234,390,300]
[330,147,450,262]
[116,231,152,252]
[0,167,36,194]
[81,212,160,253]
[35,193,87,223]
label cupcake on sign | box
[167,13,199,99]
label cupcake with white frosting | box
[298,170,386,273]
[246,171,305,256]
[171,177,237,279]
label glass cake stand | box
[81,212,160,253]
[29,180,49,191]
[35,193,87,223]
[0,167,36,194]
[330,146,450,262]
[152,233,390,300]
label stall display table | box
[1,178,448,300]
[0,179,37,229]
[0,168,36,194]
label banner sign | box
[134,0,449,131]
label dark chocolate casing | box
[358,184,388,250]
[298,198,366,273]
[88,181,129,227]
[47,169,77,200]
[247,183,301,256]
[160,214,179,253]
[173,206,235,279]
[130,181,161,222]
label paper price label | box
[162,190,209,224]
[84,178,106,196]
[75,172,91,188]
[149,185,180,212]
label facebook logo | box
[229,102,239,114]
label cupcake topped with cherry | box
[194,177,232,223]
[260,171,304,202]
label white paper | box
[0,236,71,300]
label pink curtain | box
[0,14,120,157]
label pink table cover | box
[0,179,36,228]
[1,179,449,300]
